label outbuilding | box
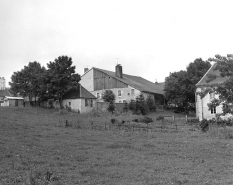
[2,96,24,107]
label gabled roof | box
[63,85,96,99]
[93,68,164,95]
[196,63,229,87]
[0,89,12,97]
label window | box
[85,99,88,107]
[96,92,100,99]
[131,89,135,95]
[210,92,215,100]
[123,100,127,103]
[69,102,71,107]
[211,106,216,114]
[128,93,130,96]
[90,100,93,107]
[118,90,122,97]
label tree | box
[135,94,148,115]
[164,59,211,111]
[46,56,81,106]
[146,94,156,112]
[164,70,190,110]
[186,58,211,103]
[9,61,46,105]
[203,54,233,115]
[102,90,115,102]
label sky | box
[1,0,233,87]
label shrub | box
[102,90,115,102]
[140,116,153,124]
[200,119,210,132]
[135,94,148,115]
[156,115,164,121]
[107,101,116,113]
[128,99,136,111]
[146,95,156,112]
[123,102,128,112]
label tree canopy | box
[164,58,211,111]
[9,56,80,105]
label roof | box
[93,67,164,95]
[0,89,12,97]
[4,96,24,100]
[63,85,97,99]
[196,63,229,87]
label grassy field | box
[0,107,232,185]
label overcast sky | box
[1,0,233,87]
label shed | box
[2,96,24,107]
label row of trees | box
[9,56,80,106]
[164,58,211,112]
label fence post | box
[186,115,188,123]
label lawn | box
[0,107,232,185]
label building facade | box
[80,64,164,105]
[195,63,228,121]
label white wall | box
[196,87,223,121]
[80,69,94,91]
[62,98,96,113]
[92,85,141,103]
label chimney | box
[115,64,123,78]
[84,68,89,73]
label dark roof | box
[63,85,96,99]
[0,89,12,97]
[94,68,164,95]
[196,63,229,87]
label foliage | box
[204,54,233,115]
[128,99,136,111]
[140,116,153,124]
[102,90,116,102]
[9,61,47,103]
[123,102,128,112]
[46,56,80,105]
[135,94,148,115]
[156,115,164,121]
[146,94,156,111]
[164,59,211,111]
[200,119,210,132]
[107,101,116,113]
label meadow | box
[0,107,232,185]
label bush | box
[129,99,136,111]
[200,119,210,132]
[135,94,148,115]
[140,116,153,124]
[146,95,156,112]
[156,115,164,121]
[107,101,116,113]
[123,102,128,112]
[102,90,115,102]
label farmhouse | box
[62,84,97,113]
[195,63,228,121]
[80,64,164,106]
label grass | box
[0,107,233,185]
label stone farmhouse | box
[80,64,164,106]
[196,63,228,121]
